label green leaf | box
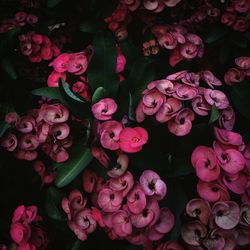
[80,21,100,34]
[92,86,107,104]
[45,187,66,221]
[231,82,250,120]
[205,25,227,44]
[0,121,10,138]
[70,240,83,250]
[59,79,84,103]
[47,0,62,7]
[31,87,63,101]
[88,31,119,96]
[1,58,17,80]
[55,147,93,188]
[209,105,220,124]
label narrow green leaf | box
[45,187,66,221]
[0,121,10,138]
[60,79,84,103]
[70,240,83,250]
[55,147,93,188]
[47,0,62,7]
[209,105,220,124]
[231,82,250,120]
[31,87,62,101]
[92,86,106,104]
[1,58,17,80]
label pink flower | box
[91,147,110,168]
[157,241,184,250]
[201,70,222,88]
[13,205,37,223]
[191,146,220,182]
[204,89,229,109]
[214,127,244,146]
[116,47,126,73]
[40,46,53,60]
[14,149,38,161]
[91,98,118,121]
[222,172,247,194]
[142,89,166,115]
[47,70,66,87]
[29,226,48,249]
[82,169,98,193]
[139,170,167,199]
[181,72,200,87]
[156,98,182,122]
[16,115,36,133]
[233,17,250,32]
[0,133,18,151]
[192,95,211,116]
[97,188,123,212]
[224,68,245,85]
[10,223,31,244]
[107,154,129,178]
[211,201,240,229]
[235,56,250,69]
[50,123,70,140]
[158,33,177,49]
[168,108,195,136]
[179,42,198,59]
[163,0,182,7]
[72,81,90,101]
[49,53,70,72]
[169,49,184,67]
[5,112,19,125]
[197,180,230,202]
[186,198,211,225]
[119,127,148,153]
[219,107,235,131]
[181,221,207,246]
[18,134,39,151]
[15,12,27,22]
[135,100,146,123]
[99,120,123,150]
[112,209,132,237]
[173,85,198,100]
[127,184,147,214]
[166,70,187,81]
[67,52,88,75]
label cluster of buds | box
[1,102,72,163]
[0,11,38,33]
[19,32,60,62]
[224,56,250,85]
[136,70,234,136]
[142,39,160,56]
[122,0,182,13]
[9,205,48,250]
[181,198,250,249]
[191,127,250,204]
[151,24,204,67]
[62,162,175,248]
[221,0,250,32]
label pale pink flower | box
[112,209,132,237]
[204,89,229,109]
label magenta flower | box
[179,42,198,59]
[107,154,129,178]
[119,127,148,153]
[173,85,198,100]
[158,33,177,49]
[12,205,37,224]
[91,98,118,121]
[204,89,229,109]
[181,72,200,87]
[47,70,66,87]
[66,52,88,75]
[108,171,134,197]
[192,95,211,116]
[211,201,240,229]
[5,112,19,125]
[154,79,175,96]
[214,127,244,146]
[91,147,110,168]
[213,141,245,174]
[97,188,123,212]
[135,100,146,123]
[142,89,166,115]
[16,115,36,134]
[10,223,31,245]
[168,108,195,136]
[191,146,220,182]
[50,123,70,140]
[156,97,182,122]
[222,172,247,194]
[99,120,123,150]
[219,107,235,131]
[181,221,207,246]
[186,198,211,225]
[201,70,222,88]
[127,184,147,214]
[157,241,184,250]
[166,70,187,81]
[18,134,39,151]
[197,180,230,202]
[139,170,167,200]
[0,133,18,151]
[82,169,98,193]
[116,47,126,73]
[224,68,245,85]
[112,209,132,237]
[49,53,70,72]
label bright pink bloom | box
[91,98,118,121]
[40,46,53,60]
[50,123,70,140]
[139,170,167,199]
[192,95,211,116]
[47,70,66,87]
[16,115,36,134]
[97,188,123,212]
[119,127,148,153]
[214,127,244,146]
[66,52,88,75]
[173,85,197,100]
[12,205,37,224]
[116,47,126,73]
[112,209,132,237]
[168,108,195,136]
[179,42,198,59]
[49,53,70,72]
[10,223,31,244]
[99,120,123,150]
[169,49,184,67]
[186,198,211,225]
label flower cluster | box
[19,32,60,63]
[91,98,148,155]
[151,24,204,67]
[191,127,250,203]
[142,39,160,57]
[62,164,174,248]
[33,160,56,185]
[221,0,250,32]
[136,70,233,136]
[9,205,48,250]
[181,198,250,249]
[1,102,72,163]
[0,11,38,33]
[224,56,250,85]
